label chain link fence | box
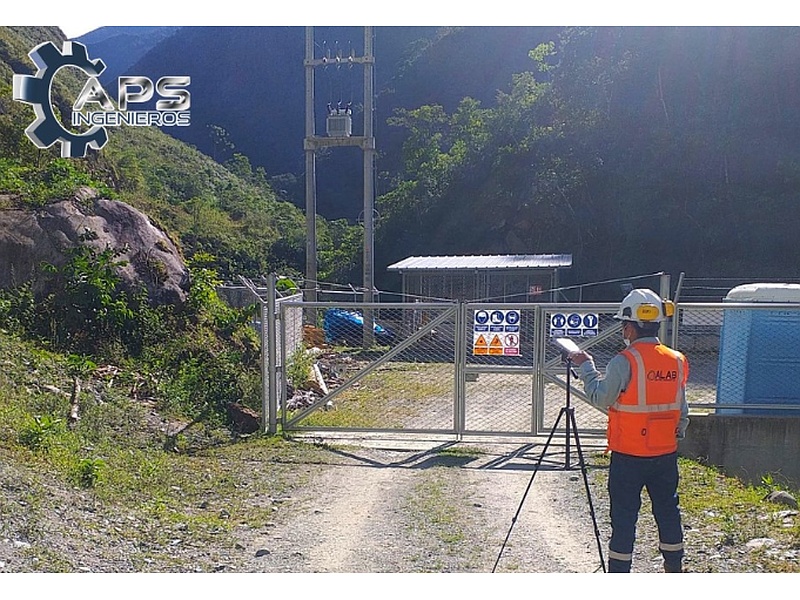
[281,301,459,433]
[250,291,800,436]
[675,302,800,416]
[537,304,622,436]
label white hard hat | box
[615,288,674,323]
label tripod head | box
[553,337,580,361]
[553,337,581,380]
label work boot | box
[664,562,683,573]
[607,558,631,573]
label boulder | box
[228,402,261,434]
[0,188,189,305]
[765,490,799,509]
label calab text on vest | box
[646,370,678,381]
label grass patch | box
[678,459,800,550]
[298,361,453,429]
[404,470,466,571]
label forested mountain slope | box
[90,26,559,220]
[0,25,359,283]
[6,26,800,294]
[374,27,800,290]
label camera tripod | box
[492,357,606,573]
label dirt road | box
[233,435,616,573]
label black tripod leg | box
[491,406,568,573]
[567,407,607,573]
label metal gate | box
[250,277,800,437]
[280,301,459,433]
[274,299,618,439]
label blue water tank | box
[716,283,800,415]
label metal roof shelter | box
[387,254,572,302]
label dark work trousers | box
[606,451,684,573]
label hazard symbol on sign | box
[473,334,489,355]
[489,334,504,355]
[472,309,523,356]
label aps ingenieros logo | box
[12,40,191,158]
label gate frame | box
[280,300,461,434]
[274,299,615,439]
[260,275,682,438]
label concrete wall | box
[679,414,800,489]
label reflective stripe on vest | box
[618,346,685,413]
[607,343,686,456]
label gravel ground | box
[234,436,613,573]
[1,433,795,580]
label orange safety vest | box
[607,342,688,457]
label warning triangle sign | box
[473,334,488,355]
[489,335,503,347]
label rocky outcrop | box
[0,188,189,305]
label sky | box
[5,0,791,40]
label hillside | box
[74,26,180,84]
[72,25,800,294]
[0,325,797,575]
[0,25,359,283]
[86,26,559,220]
[1,26,799,578]
[6,25,800,294]
[374,26,800,291]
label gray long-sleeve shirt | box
[577,337,690,439]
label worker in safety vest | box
[570,288,689,573]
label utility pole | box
[304,27,375,346]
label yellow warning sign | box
[473,334,488,355]
[489,334,504,355]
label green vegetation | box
[0,27,361,285]
[286,345,314,390]
[0,322,335,570]
[0,238,263,431]
[375,27,800,290]
[404,469,475,571]
[678,459,800,556]
[0,25,798,573]
[1,24,331,442]
[587,452,800,572]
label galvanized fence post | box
[455,300,466,437]
[659,272,671,342]
[266,273,278,435]
[531,303,544,434]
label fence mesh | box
[539,306,619,435]
[462,305,536,434]
[281,302,459,432]
[267,298,800,436]
[676,303,800,416]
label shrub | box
[73,457,106,489]
[287,345,313,390]
[18,414,65,451]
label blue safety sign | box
[473,309,522,356]
[550,312,599,338]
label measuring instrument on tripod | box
[492,337,606,573]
